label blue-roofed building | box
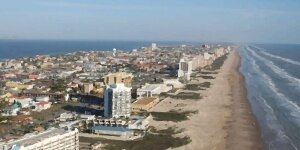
[92,126,134,138]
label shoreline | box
[225,50,264,150]
[149,48,264,150]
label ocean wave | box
[259,95,297,149]
[244,52,299,149]
[246,46,300,91]
[246,46,300,122]
[251,46,300,66]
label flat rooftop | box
[0,128,71,147]
[140,84,162,91]
[92,126,130,132]
[133,97,158,105]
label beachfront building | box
[178,58,193,81]
[131,97,160,112]
[91,126,134,139]
[137,83,172,97]
[104,84,132,118]
[104,72,133,87]
[0,128,79,150]
[191,54,206,69]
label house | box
[59,112,77,122]
[10,96,33,108]
[1,103,21,116]
[5,82,34,90]
[34,101,52,111]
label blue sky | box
[0,0,300,43]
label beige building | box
[104,72,133,87]
[5,82,34,90]
[132,97,159,112]
[192,54,206,69]
[83,83,94,94]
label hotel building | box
[104,83,132,118]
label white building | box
[178,58,193,81]
[215,47,225,57]
[0,128,79,150]
[204,52,214,60]
[137,84,172,97]
[104,84,132,118]
[151,43,157,50]
[36,96,50,102]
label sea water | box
[240,44,300,150]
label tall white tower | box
[104,84,132,118]
[113,48,117,56]
[178,59,193,81]
[151,43,157,50]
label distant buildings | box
[178,58,193,81]
[104,72,133,87]
[104,84,132,118]
[0,128,79,150]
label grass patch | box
[199,75,215,79]
[150,110,198,122]
[185,82,211,91]
[79,127,191,150]
[199,71,218,74]
[174,92,202,100]
[160,92,202,100]
[199,82,211,88]
[205,54,228,71]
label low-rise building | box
[83,83,93,94]
[34,101,52,111]
[0,128,79,150]
[1,103,21,116]
[137,84,172,97]
[91,126,134,139]
[131,97,159,112]
[59,112,77,122]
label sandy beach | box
[149,49,264,150]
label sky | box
[0,0,300,44]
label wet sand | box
[149,49,264,150]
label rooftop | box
[133,97,158,105]
[0,128,75,147]
[92,126,130,132]
[139,84,162,91]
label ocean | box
[0,40,152,59]
[0,40,195,60]
[240,44,300,150]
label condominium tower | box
[104,83,132,118]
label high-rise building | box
[178,58,193,81]
[0,128,79,150]
[151,43,157,50]
[104,83,132,118]
[104,72,133,87]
